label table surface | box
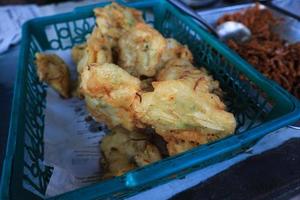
[0,0,300,199]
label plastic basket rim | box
[1,0,300,199]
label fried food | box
[80,63,141,130]
[156,59,194,80]
[157,59,221,95]
[161,130,223,155]
[133,79,236,155]
[74,27,114,98]
[161,39,193,65]
[77,2,144,75]
[102,150,136,178]
[94,2,144,47]
[74,3,236,167]
[84,95,134,130]
[86,28,113,64]
[164,137,197,156]
[134,79,235,135]
[101,127,161,177]
[134,143,162,167]
[35,53,71,98]
[77,28,113,74]
[161,130,206,156]
[118,23,167,77]
[118,38,193,78]
[71,43,87,64]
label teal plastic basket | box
[1,0,300,199]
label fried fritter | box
[85,95,135,130]
[81,63,140,105]
[162,130,208,145]
[77,3,236,159]
[74,27,114,98]
[133,79,236,154]
[164,137,198,156]
[77,28,113,74]
[134,79,235,135]
[35,53,71,98]
[157,59,220,94]
[118,23,167,77]
[160,130,223,155]
[135,80,235,134]
[102,149,136,178]
[161,39,193,65]
[71,43,87,64]
[101,127,161,177]
[80,63,141,130]
[94,2,144,47]
[134,143,162,166]
[86,28,113,64]
[77,2,144,75]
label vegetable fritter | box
[94,2,144,47]
[77,28,113,75]
[157,59,221,94]
[101,127,161,177]
[80,63,141,130]
[161,38,193,65]
[35,53,71,98]
[133,79,236,155]
[118,23,167,77]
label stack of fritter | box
[78,3,236,177]
[36,2,236,178]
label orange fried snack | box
[134,64,236,155]
[118,23,167,77]
[77,2,237,158]
[100,127,161,177]
[161,38,193,66]
[94,2,144,47]
[35,53,71,98]
[80,63,141,130]
[77,27,113,75]
[157,59,221,95]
